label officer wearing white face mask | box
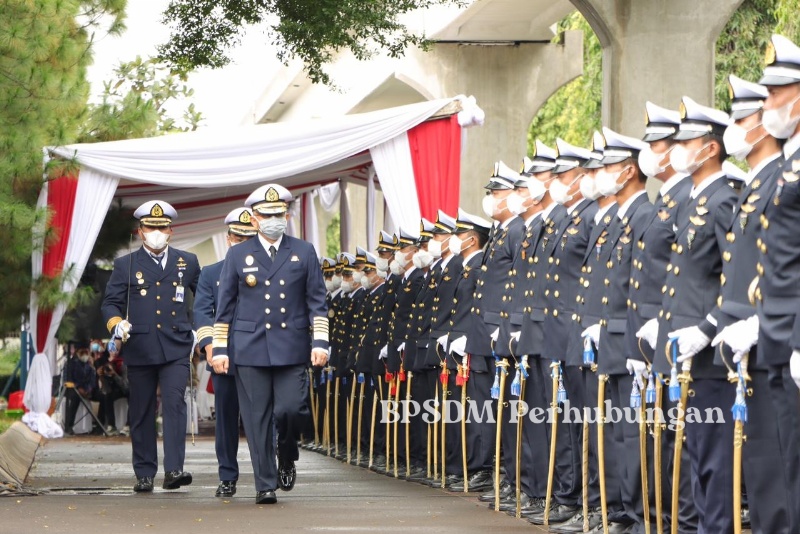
[101,199,201,493]
[213,183,328,505]
[753,33,800,530]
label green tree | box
[158,0,461,85]
[0,0,126,335]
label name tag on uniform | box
[175,285,185,303]
[291,255,300,262]
[243,267,259,273]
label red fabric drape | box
[407,115,461,221]
[36,175,79,351]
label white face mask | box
[481,194,497,218]
[448,235,464,256]
[324,279,336,292]
[427,238,446,259]
[638,145,673,178]
[143,229,169,250]
[79,353,90,363]
[257,216,287,240]
[394,250,410,268]
[579,175,601,200]
[412,249,434,269]
[505,193,527,216]
[377,269,388,279]
[549,179,574,205]
[331,274,342,289]
[595,166,631,196]
[375,256,390,272]
[762,92,800,139]
[360,273,373,290]
[340,280,354,293]
[670,143,710,175]
[723,122,766,160]
[528,178,547,202]
[389,260,404,276]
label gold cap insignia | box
[151,203,164,217]
[765,41,776,66]
[679,101,687,120]
[644,109,650,125]
[266,187,280,202]
[727,81,734,100]
[239,211,251,224]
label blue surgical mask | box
[258,216,287,240]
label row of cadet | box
[299,33,800,534]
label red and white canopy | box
[32,96,483,370]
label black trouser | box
[94,388,126,428]
[767,364,800,532]
[211,371,240,482]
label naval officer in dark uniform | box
[194,207,257,498]
[212,184,328,505]
[102,200,201,493]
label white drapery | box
[369,132,421,232]
[303,192,321,256]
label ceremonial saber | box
[669,338,691,534]
[433,382,439,481]
[334,376,341,457]
[348,371,357,464]
[369,378,380,468]
[385,373,392,473]
[393,372,401,478]
[514,354,528,518]
[441,365,449,489]
[544,361,561,525]
[405,370,413,478]
[640,385,651,534]
[728,347,749,534]
[582,406,590,532]
[654,377,664,534]
[598,373,610,534]
[324,366,332,454]
[494,357,510,512]
[356,375,366,466]
[460,356,470,493]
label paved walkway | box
[3,435,546,533]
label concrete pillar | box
[397,31,583,214]
[571,0,744,138]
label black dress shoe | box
[548,508,602,533]
[133,476,154,492]
[278,459,296,491]
[517,497,546,516]
[591,522,632,533]
[162,470,192,490]
[448,469,493,492]
[499,492,535,513]
[478,480,511,502]
[215,480,237,498]
[255,490,277,504]
[527,503,579,525]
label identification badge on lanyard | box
[175,271,185,302]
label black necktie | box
[268,246,276,262]
[151,252,164,269]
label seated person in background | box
[64,341,96,435]
[95,355,129,435]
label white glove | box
[113,320,132,342]
[436,334,449,351]
[398,342,406,353]
[790,350,800,390]
[378,345,388,360]
[626,358,648,389]
[490,327,499,343]
[636,318,659,350]
[711,315,759,364]
[510,331,521,343]
[581,324,601,348]
[668,326,711,363]
[450,335,467,356]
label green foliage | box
[0,342,20,377]
[326,214,341,259]
[528,13,602,150]
[158,0,462,85]
[78,56,203,143]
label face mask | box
[258,216,287,240]
[723,122,766,160]
[638,146,672,178]
[549,179,574,205]
[340,280,354,293]
[79,353,90,363]
[375,257,390,271]
[449,234,473,256]
[762,92,800,139]
[394,250,410,268]
[143,230,169,250]
[412,249,434,269]
[377,269,388,279]
[579,175,601,201]
[332,274,342,289]
[596,166,631,196]
[324,279,336,292]
[506,193,527,216]
[360,274,373,290]
[528,179,547,202]
[427,238,446,259]
[481,195,497,218]
[91,343,101,353]
[670,143,709,175]
[389,260,404,276]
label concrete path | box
[2,435,546,533]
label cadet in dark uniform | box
[102,200,200,493]
[443,209,493,492]
[652,97,739,534]
[194,207,257,498]
[754,34,800,531]
[212,184,328,505]
[710,74,790,534]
